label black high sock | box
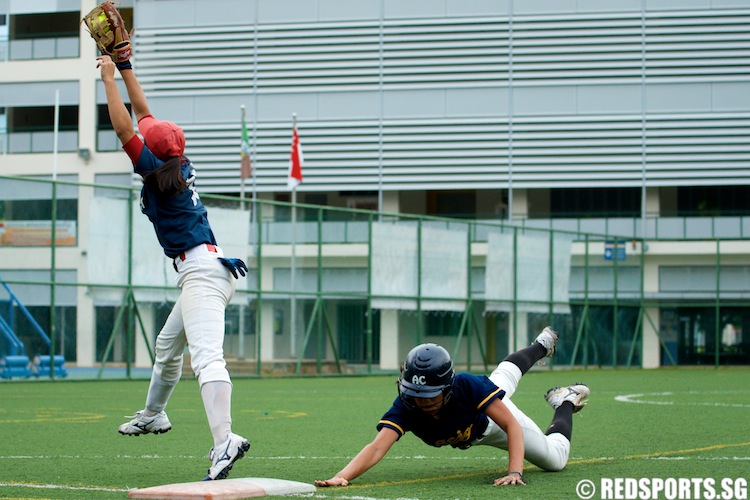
[504,342,547,375]
[545,401,574,441]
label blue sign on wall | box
[604,241,626,261]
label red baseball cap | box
[138,115,185,160]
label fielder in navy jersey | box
[98,53,250,481]
[315,327,590,487]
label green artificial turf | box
[0,367,748,499]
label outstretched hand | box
[494,472,526,486]
[218,257,248,279]
[314,476,349,487]
[97,55,116,82]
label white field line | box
[0,454,747,461]
[645,456,750,460]
[0,480,417,500]
[615,392,750,408]
[0,481,410,500]
[2,454,747,500]
[300,495,418,500]
[0,454,501,461]
[0,482,127,493]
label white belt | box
[173,243,223,271]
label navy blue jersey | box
[124,136,216,258]
[377,373,505,449]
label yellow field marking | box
[238,409,308,420]
[0,480,127,494]
[569,441,750,465]
[343,441,750,490]
[0,410,106,424]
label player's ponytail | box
[142,157,187,197]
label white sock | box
[200,381,233,448]
[144,374,177,414]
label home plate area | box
[128,477,316,499]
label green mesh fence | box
[0,175,748,380]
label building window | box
[8,11,81,60]
[677,186,750,217]
[96,103,132,152]
[550,187,640,218]
[97,103,133,132]
[427,190,477,219]
[3,105,79,153]
[8,105,78,133]
[274,193,292,222]
[10,12,80,39]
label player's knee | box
[542,446,570,472]
[194,357,230,387]
[154,335,176,357]
[154,355,183,382]
[544,461,566,472]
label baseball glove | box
[82,2,132,63]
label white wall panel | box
[446,87,508,116]
[197,0,255,26]
[383,89,445,118]
[577,85,642,114]
[258,0,317,23]
[576,0,642,13]
[145,96,194,124]
[132,1,750,193]
[319,0,381,21]
[136,0,196,28]
[713,82,750,111]
[446,0,508,17]
[513,0,577,16]
[513,87,577,115]
[318,91,381,119]
[384,0,447,20]
[646,0,711,10]
[0,81,78,106]
[256,93,319,121]
[646,84,712,112]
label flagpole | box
[251,12,258,229]
[50,88,60,376]
[240,105,247,211]
[290,113,297,357]
[238,104,247,360]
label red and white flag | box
[288,123,303,189]
[240,114,252,180]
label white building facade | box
[1,0,749,372]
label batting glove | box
[218,257,248,279]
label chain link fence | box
[1,175,748,380]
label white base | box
[128,477,316,499]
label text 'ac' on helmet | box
[398,343,455,410]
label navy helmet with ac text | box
[398,343,455,410]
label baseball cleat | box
[118,410,172,435]
[203,433,250,481]
[545,383,590,413]
[534,326,559,357]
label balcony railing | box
[256,214,750,245]
[2,213,749,248]
[0,36,79,62]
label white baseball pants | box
[471,361,570,472]
[153,244,236,387]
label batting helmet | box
[398,343,455,410]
